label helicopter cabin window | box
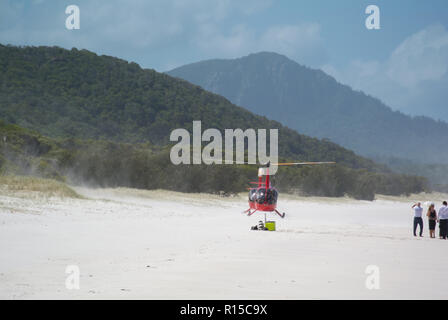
[266,188,278,204]
[255,188,266,204]
[249,189,257,202]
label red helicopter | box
[244,161,335,218]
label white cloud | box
[321,24,448,120]
[259,23,322,58]
[2,1,276,54]
[191,22,325,64]
[193,23,255,56]
[387,24,448,88]
[0,0,325,68]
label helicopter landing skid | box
[243,208,285,218]
[243,208,257,216]
[275,209,286,218]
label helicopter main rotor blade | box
[202,158,257,165]
[202,158,336,166]
[273,162,336,166]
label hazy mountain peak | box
[240,51,292,61]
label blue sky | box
[1,0,448,121]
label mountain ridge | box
[167,52,448,164]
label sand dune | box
[1,186,447,299]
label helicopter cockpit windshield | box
[248,188,278,205]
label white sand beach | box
[1,186,447,299]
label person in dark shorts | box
[412,202,424,237]
[426,203,437,238]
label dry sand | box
[1,186,447,299]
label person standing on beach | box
[426,203,437,238]
[437,201,448,240]
[412,202,424,237]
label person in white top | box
[437,201,448,240]
[412,202,424,237]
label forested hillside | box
[0,45,378,171]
